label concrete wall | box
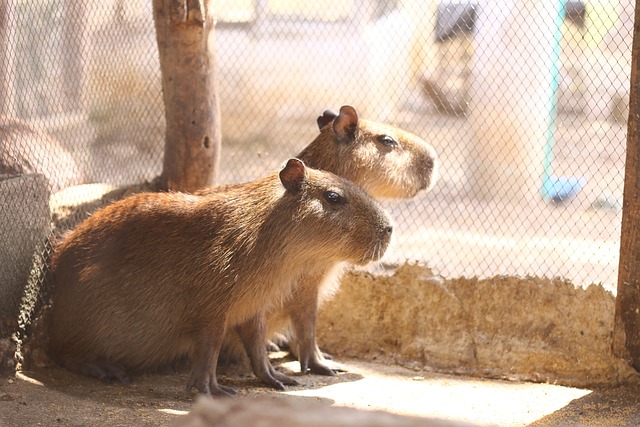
[318,264,634,387]
[0,174,50,371]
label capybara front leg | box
[186,322,234,397]
[236,314,299,390]
[288,279,337,376]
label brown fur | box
[47,159,393,396]
[199,106,437,199]
[201,106,438,380]
[297,107,438,198]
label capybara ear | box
[280,158,307,193]
[333,105,358,143]
[317,110,338,130]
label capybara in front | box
[47,158,393,396]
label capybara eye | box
[323,190,345,205]
[377,135,398,147]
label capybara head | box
[278,158,393,266]
[298,105,438,199]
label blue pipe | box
[541,0,586,203]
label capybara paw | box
[272,370,299,386]
[211,384,236,398]
[186,379,235,398]
[266,340,281,352]
[261,375,286,391]
[255,369,287,390]
[85,361,131,385]
[270,333,290,351]
[308,360,338,376]
[320,350,334,360]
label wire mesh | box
[214,0,630,292]
[0,0,633,342]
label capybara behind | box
[47,159,393,396]
[213,106,438,380]
[199,105,438,200]
[300,105,438,198]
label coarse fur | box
[47,159,393,396]
[201,106,438,379]
[299,106,438,198]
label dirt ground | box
[1,357,639,427]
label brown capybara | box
[299,106,438,198]
[47,158,393,396]
[203,106,438,381]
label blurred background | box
[0,0,633,299]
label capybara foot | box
[186,376,235,398]
[304,359,336,376]
[270,333,290,351]
[300,356,347,376]
[218,384,237,396]
[256,365,299,390]
[266,340,281,352]
[270,366,299,386]
[82,360,131,385]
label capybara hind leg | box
[79,360,132,385]
[186,325,233,397]
[236,314,298,390]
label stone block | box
[0,174,50,338]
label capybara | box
[48,158,393,396]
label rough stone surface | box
[0,175,50,330]
[318,263,635,387]
[49,180,159,231]
[172,395,476,427]
[0,174,50,372]
[0,116,85,193]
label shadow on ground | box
[531,382,640,426]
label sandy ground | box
[1,356,639,427]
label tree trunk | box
[63,0,87,112]
[153,0,221,192]
[0,1,16,116]
[613,1,640,370]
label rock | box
[0,117,84,193]
[172,396,476,427]
[318,263,636,387]
[0,174,50,373]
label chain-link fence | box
[0,0,633,351]
[211,0,631,292]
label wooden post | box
[613,2,640,370]
[62,0,87,112]
[0,1,16,116]
[153,0,221,192]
